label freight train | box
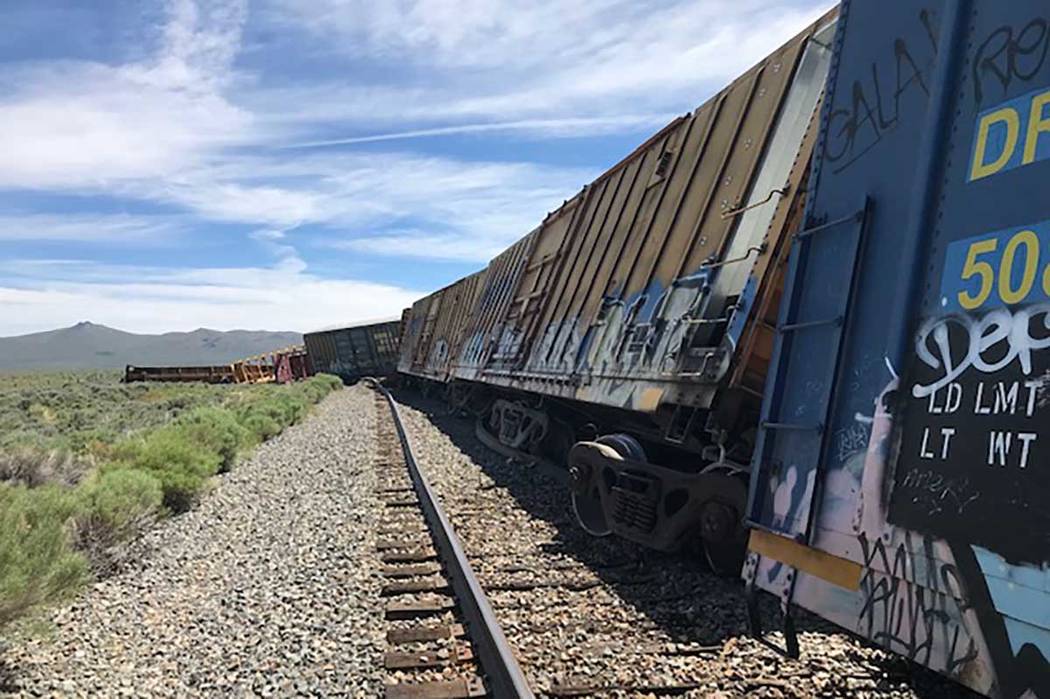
[124,346,310,384]
[305,2,1049,695]
[397,8,837,575]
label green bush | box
[171,407,250,472]
[239,412,282,441]
[235,394,306,437]
[304,374,342,399]
[106,428,221,512]
[75,468,162,536]
[72,469,163,574]
[0,484,87,626]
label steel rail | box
[368,379,535,699]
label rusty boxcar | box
[398,9,839,573]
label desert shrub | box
[239,412,282,441]
[72,469,162,574]
[236,394,305,435]
[66,427,119,457]
[0,484,87,626]
[303,374,342,397]
[106,429,221,512]
[0,447,89,487]
[171,407,251,472]
[75,468,162,536]
[0,370,343,628]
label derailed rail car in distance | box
[398,9,839,575]
[304,319,401,384]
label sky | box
[0,0,829,336]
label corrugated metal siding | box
[455,232,536,381]
[455,11,836,414]
[400,270,489,381]
[397,297,429,374]
[304,320,401,381]
[422,270,488,380]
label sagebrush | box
[0,372,344,629]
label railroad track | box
[369,380,534,699]
[378,388,968,699]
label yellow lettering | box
[971,107,1020,181]
[1024,90,1050,165]
[999,230,1039,304]
[958,238,998,310]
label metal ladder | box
[743,197,871,657]
[749,197,871,540]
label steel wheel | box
[571,479,613,537]
[569,434,646,538]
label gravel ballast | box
[2,386,383,698]
[391,389,974,699]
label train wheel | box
[571,477,612,537]
[700,501,747,576]
[569,434,646,538]
[697,469,749,576]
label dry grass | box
[0,448,91,488]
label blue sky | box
[0,0,828,336]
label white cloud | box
[0,0,254,190]
[0,0,836,336]
[326,230,507,263]
[0,259,421,335]
[118,150,594,250]
[261,0,832,129]
[0,213,182,243]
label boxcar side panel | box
[305,320,401,382]
[746,2,1050,696]
[460,13,836,422]
[486,197,584,373]
[455,232,536,381]
[421,270,488,381]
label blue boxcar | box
[745,1,1050,696]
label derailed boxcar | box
[274,346,312,384]
[304,319,401,383]
[744,2,1050,696]
[398,270,488,382]
[399,10,839,572]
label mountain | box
[0,322,303,372]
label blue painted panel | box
[940,219,1050,312]
[749,1,946,537]
[967,86,1050,182]
[751,1,1050,696]
[891,4,1050,564]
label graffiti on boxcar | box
[505,261,739,409]
[893,300,1050,564]
[834,420,870,464]
[823,8,939,174]
[427,339,449,375]
[910,305,1050,399]
[973,16,1050,107]
[895,468,982,517]
[857,532,980,674]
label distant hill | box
[0,322,303,372]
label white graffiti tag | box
[912,304,1050,398]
